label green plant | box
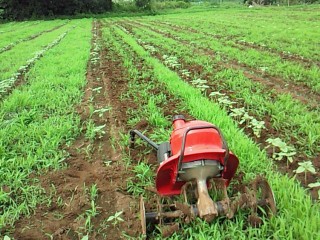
[294,161,316,183]
[250,119,266,138]
[93,107,111,118]
[90,184,98,201]
[127,162,154,196]
[85,121,106,141]
[266,138,296,165]
[239,112,253,126]
[163,55,181,69]
[191,78,209,92]
[106,211,124,226]
[308,182,320,188]
[229,107,246,121]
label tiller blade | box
[140,176,276,237]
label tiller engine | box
[130,115,276,237]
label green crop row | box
[0,29,71,98]
[0,19,92,229]
[135,20,320,93]
[0,19,67,51]
[106,23,320,240]
[146,8,319,61]
[0,21,41,34]
[0,22,73,81]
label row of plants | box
[148,8,319,62]
[0,22,73,81]
[0,21,41,34]
[105,22,320,239]
[129,20,320,106]
[0,19,67,51]
[0,18,92,230]
[151,19,318,70]
[118,22,320,169]
[136,19,320,93]
[0,28,73,99]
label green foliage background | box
[0,0,112,20]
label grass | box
[0,18,91,229]
[0,5,319,240]
[0,22,73,80]
[0,19,67,51]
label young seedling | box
[90,184,98,201]
[85,121,106,141]
[180,69,191,77]
[229,107,246,122]
[294,161,316,184]
[250,119,266,138]
[107,211,124,226]
[239,112,253,126]
[93,107,111,118]
[217,96,236,108]
[266,138,296,166]
[163,55,181,69]
[191,78,209,93]
[127,162,154,196]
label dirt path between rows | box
[12,21,140,240]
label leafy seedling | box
[294,161,316,184]
[107,211,124,226]
[250,119,266,138]
[266,138,296,166]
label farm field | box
[1,5,320,240]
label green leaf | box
[294,166,305,174]
[308,182,320,188]
[81,235,89,240]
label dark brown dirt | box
[118,22,320,200]
[12,21,140,239]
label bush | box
[136,0,152,9]
[151,1,191,10]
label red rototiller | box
[130,115,276,237]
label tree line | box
[0,0,113,20]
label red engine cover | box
[156,118,239,196]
